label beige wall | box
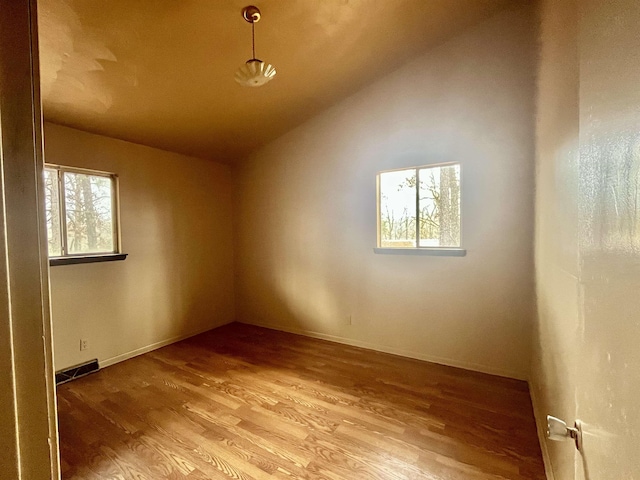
[531,0,581,476]
[45,123,234,371]
[235,6,536,380]
[532,0,640,477]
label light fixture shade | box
[234,59,276,87]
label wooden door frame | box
[0,0,60,478]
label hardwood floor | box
[57,323,546,479]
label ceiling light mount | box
[242,6,261,24]
[235,5,276,87]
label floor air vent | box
[55,359,99,385]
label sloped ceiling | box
[38,0,513,163]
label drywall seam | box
[240,320,526,380]
[529,381,556,480]
[99,320,233,369]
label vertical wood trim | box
[30,0,61,475]
[0,139,22,480]
[0,0,60,478]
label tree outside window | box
[44,166,119,257]
[378,163,461,248]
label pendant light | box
[235,6,276,87]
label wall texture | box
[532,0,640,477]
[235,5,537,380]
[531,0,581,476]
[45,123,235,370]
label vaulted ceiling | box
[38,0,513,163]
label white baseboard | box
[100,321,233,369]
[238,320,526,380]
[529,382,555,480]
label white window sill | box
[373,248,466,257]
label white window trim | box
[45,164,125,264]
[375,161,466,256]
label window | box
[44,165,123,263]
[377,163,462,253]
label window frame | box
[44,164,125,265]
[375,161,466,256]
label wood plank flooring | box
[57,323,546,479]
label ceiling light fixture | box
[235,6,276,87]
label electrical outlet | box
[347,314,352,326]
[80,339,89,351]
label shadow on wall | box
[234,3,536,381]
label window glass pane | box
[379,169,417,248]
[419,164,461,247]
[64,172,114,254]
[44,168,63,256]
